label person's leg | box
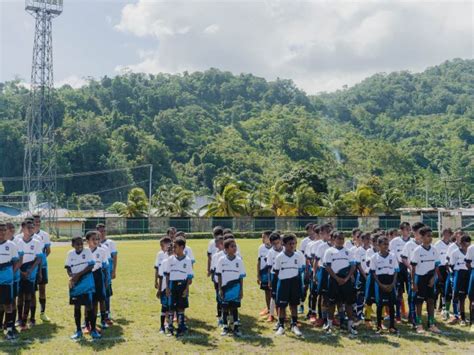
[278,305,286,329]
[265,290,271,312]
[376,302,383,329]
[290,304,298,327]
[30,292,36,323]
[100,300,107,325]
[17,294,23,324]
[89,304,97,330]
[459,296,466,322]
[231,306,240,332]
[222,306,229,327]
[427,299,435,328]
[74,304,82,333]
[23,295,32,324]
[389,299,395,329]
[39,283,47,317]
[5,304,14,335]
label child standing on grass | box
[85,231,108,339]
[370,236,399,334]
[211,236,225,326]
[156,238,172,334]
[449,234,471,326]
[216,238,246,337]
[208,226,224,276]
[257,230,272,318]
[434,228,452,318]
[266,232,283,325]
[65,236,95,340]
[410,226,442,334]
[324,231,357,335]
[274,234,305,337]
[164,237,193,337]
[0,222,20,340]
[466,240,474,333]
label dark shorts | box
[468,271,474,301]
[70,292,94,307]
[19,279,35,296]
[37,267,48,285]
[0,284,13,305]
[436,266,448,296]
[13,280,19,298]
[374,274,396,305]
[276,276,302,308]
[444,272,454,299]
[365,273,376,305]
[259,268,270,291]
[158,291,170,311]
[270,273,278,300]
[169,280,189,311]
[414,273,436,304]
[93,269,106,302]
[328,275,355,305]
[453,269,469,300]
[222,279,242,308]
[356,272,366,293]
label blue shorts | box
[0,284,13,305]
[259,268,270,290]
[221,279,242,308]
[316,268,329,295]
[168,280,189,311]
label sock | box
[428,316,435,327]
[348,319,353,329]
[23,299,31,322]
[40,298,46,313]
[396,298,401,318]
[232,309,239,324]
[441,297,446,311]
[376,304,383,328]
[0,310,4,328]
[216,303,221,318]
[89,309,96,330]
[18,303,23,323]
[100,311,107,323]
[74,306,81,332]
[160,310,166,329]
[460,311,466,321]
[178,312,185,329]
[416,315,422,325]
[30,305,36,321]
[279,317,285,328]
[445,301,451,317]
[5,312,13,332]
[167,313,174,329]
[389,303,395,328]
[222,310,229,327]
[105,297,111,315]
[327,318,333,327]
[453,300,459,317]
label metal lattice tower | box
[23,1,63,233]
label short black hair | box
[85,231,99,240]
[305,223,314,231]
[332,231,344,239]
[282,233,297,244]
[167,227,177,235]
[442,228,453,235]
[0,221,6,227]
[32,214,41,219]
[175,231,186,238]
[388,228,398,236]
[174,236,186,247]
[269,232,281,243]
[412,222,425,232]
[262,230,272,237]
[71,236,83,245]
[224,238,236,249]
[6,222,15,230]
[223,233,235,241]
[419,226,432,237]
[160,236,172,245]
[312,224,321,233]
[360,232,371,240]
[352,228,361,236]
[371,233,380,244]
[213,226,224,237]
[378,236,389,245]
[320,223,332,233]
[400,221,410,230]
[460,235,471,243]
[223,228,232,235]
[215,235,224,243]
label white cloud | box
[55,75,87,89]
[115,0,473,93]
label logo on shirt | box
[5,246,9,251]
[345,251,349,256]
[183,263,187,269]
[294,259,298,265]
[82,254,86,259]
[236,262,239,268]
[389,259,392,264]
[30,245,34,250]
[96,254,100,258]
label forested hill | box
[0,58,472,207]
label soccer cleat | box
[323,324,333,334]
[28,319,36,328]
[415,325,425,334]
[220,326,230,336]
[167,326,175,336]
[447,317,459,325]
[266,315,275,322]
[70,331,83,340]
[233,326,242,338]
[298,305,304,314]
[429,325,442,334]
[5,331,17,341]
[460,320,467,326]
[19,322,28,332]
[105,318,114,326]
[90,329,102,339]
[259,308,269,316]
[159,327,165,334]
[83,325,91,334]
[291,325,303,337]
[375,327,383,335]
[389,327,399,335]
[176,327,185,337]
[349,326,358,336]
[101,321,109,330]
[273,322,280,331]
[217,318,224,327]
[315,318,325,327]
[40,313,50,322]
[14,320,21,327]
[395,316,401,324]
[275,326,285,336]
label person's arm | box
[410,263,417,292]
[165,273,171,297]
[357,263,367,279]
[112,253,118,279]
[207,254,212,276]
[430,266,439,287]
[45,245,51,257]
[217,273,223,299]
[239,277,244,300]
[154,267,160,289]
[345,264,356,282]
[326,265,343,285]
[391,272,398,292]
[71,264,93,284]
[257,257,261,285]
[24,256,41,278]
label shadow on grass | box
[177,318,217,349]
[235,313,274,346]
[75,317,128,351]
[0,321,63,352]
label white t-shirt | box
[215,255,246,287]
[449,249,468,271]
[257,244,272,270]
[0,241,19,285]
[308,239,323,259]
[344,240,356,250]
[354,246,370,273]
[65,248,94,274]
[411,245,440,276]
[273,251,305,280]
[434,239,451,266]
[16,237,43,264]
[184,246,195,263]
[401,240,419,263]
[266,247,283,273]
[323,246,355,274]
[315,241,332,262]
[90,246,109,272]
[466,245,474,265]
[207,239,218,256]
[163,255,194,281]
[154,250,169,270]
[365,248,377,272]
[370,252,399,276]
[300,237,312,253]
[158,258,169,291]
[211,250,224,282]
[101,239,118,257]
[35,229,51,248]
[446,243,460,263]
[389,236,412,263]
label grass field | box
[1,238,473,354]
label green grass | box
[1,239,473,354]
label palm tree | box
[204,183,248,217]
[245,190,275,217]
[119,187,149,217]
[293,184,319,216]
[152,185,195,217]
[377,187,405,214]
[267,181,296,216]
[317,188,349,216]
[344,185,379,216]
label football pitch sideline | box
[1,239,473,354]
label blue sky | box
[1,0,472,93]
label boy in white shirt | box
[210,236,224,326]
[155,238,172,333]
[449,234,471,326]
[65,236,95,340]
[164,237,194,337]
[207,226,223,276]
[434,228,452,319]
[274,234,305,337]
[257,231,272,318]
[266,232,283,324]
[217,238,246,337]
[465,241,474,332]
[410,227,441,334]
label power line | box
[0,164,152,182]
[77,180,149,196]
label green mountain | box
[0,59,472,207]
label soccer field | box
[1,239,473,354]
